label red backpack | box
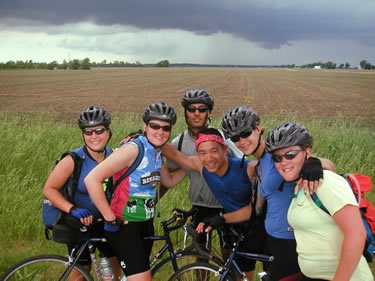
[312,173,375,262]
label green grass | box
[1,111,374,276]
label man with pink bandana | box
[162,127,266,281]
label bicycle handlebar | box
[160,207,198,231]
[184,223,214,260]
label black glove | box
[300,157,323,181]
[104,217,124,232]
[203,214,226,229]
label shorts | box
[105,219,154,277]
[265,235,301,281]
[225,215,268,272]
[65,218,115,266]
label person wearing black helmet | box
[220,105,336,281]
[266,122,373,281]
[85,102,186,281]
[163,88,242,259]
[43,106,122,280]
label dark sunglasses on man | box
[186,105,209,113]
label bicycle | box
[167,224,274,281]
[0,208,223,281]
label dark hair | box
[197,127,222,138]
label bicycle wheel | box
[0,254,93,281]
[152,251,223,280]
[167,262,235,281]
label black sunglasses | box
[230,129,253,142]
[148,122,172,132]
[186,105,209,113]
[83,128,107,136]
[272,149,302,163]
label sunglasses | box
[272,149,302,163]
[148,122,172,132]
[82,128,107,136]
[186,105,209,113]
[230,129,253,142]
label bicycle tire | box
[167,262,235,281]
[151,251,224,280]
[0,254,94,281]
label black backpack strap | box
[112,139,145,191]
[60,151,84,203]
[177,133,184,151]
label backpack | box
[311,173,375,262]
[42,151,83,240]
[42,138,144,240]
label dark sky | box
[1,0,374,65]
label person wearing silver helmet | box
[163,88,242,261]
[266,122,373,281]
[85,102,185,281]
[220,105,336,281]
[43,106,122,280]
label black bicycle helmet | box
[181,88,214,111]
[265,122,313,152]
[78,106,111,129]
[142,102,177,125]
[221,105,260,139]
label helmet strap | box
[245,133,262,156]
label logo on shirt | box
[141,171,160,185]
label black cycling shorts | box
[66,220,115,266]
[105,219,154,277]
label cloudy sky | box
[0,0,374,66]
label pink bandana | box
[195,134,225,149]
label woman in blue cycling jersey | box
[85,102,186,281]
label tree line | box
[0,57,374,70]
[300,60,374,70]
[0,58,170,70]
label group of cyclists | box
[43,88,373,281]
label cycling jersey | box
[70,146,113,218]
[110,136,162,222]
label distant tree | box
[360,60,367,69]
[70,59,80,70]
[80,57,91,70]
[345,62,350,69]
[155,60,169,67]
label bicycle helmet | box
[181,88,214,111]
[143,102,177,125]
[221,105,260,139]
[78,106,111,129]
[265,122,313,152]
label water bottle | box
[119,274,127,281]
[100,256,115,281]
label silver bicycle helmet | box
[265,122,313,152]
[181,88,214,111]
[78,106,111,129]
[142,102,177,125]
[221,105,260,139]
